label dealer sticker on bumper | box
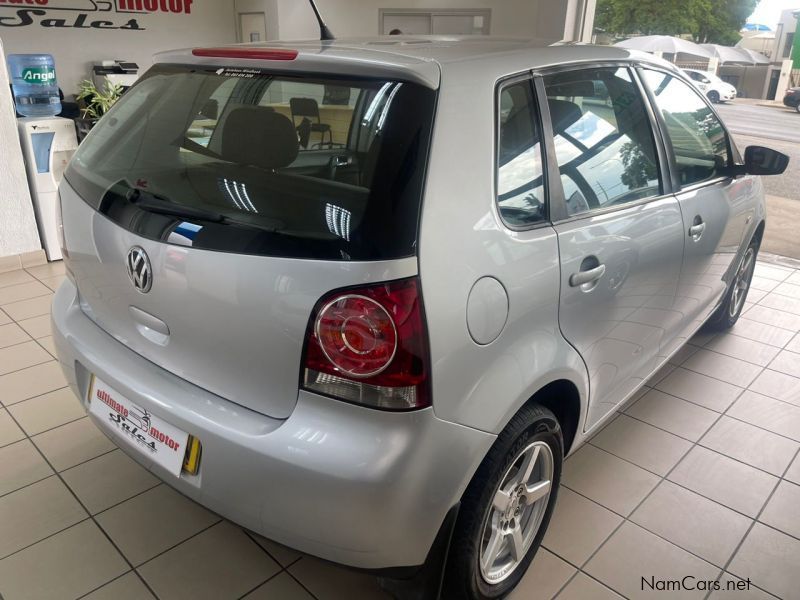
[88,376,189,477]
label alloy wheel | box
[478,440,554,584]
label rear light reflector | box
[315,295,398,377]
[192,47,298,61]
[302,278,430,410]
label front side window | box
[642,69,730,187]
[496,79,546,226]
[544,67,662,217]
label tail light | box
[192,48,298,61]
[302,278,430,410]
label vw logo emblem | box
[126,247,152,293]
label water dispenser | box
[17,117,78,260]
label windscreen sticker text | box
[214,67,266,79]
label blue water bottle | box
[6,54,61,117]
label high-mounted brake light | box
[192,48,298,61]
[302,278,431,410]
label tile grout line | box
[2,278,304,600]
[237,530,321,600]
[0,353,55,379]
[30,335,58,360]
[0,406,162,600]
[1,385,71,410]
[133,518,223,571]
[702,444,800,600]
[89,479,164,518]
[234,568,293,600]
[73,569,140,600]
[555,322,800,598]
[2,266,315,598]
[599,410,795,481]
[14,414,88,440]
[556,382,744,598]
[653,371,800,436]
[0,444,129,503]
[699,366,800,600]
[280,560,325,600]
[574,443,800,544]
[237,525,296,600]
[0,411,95,451]
[551,568,627,600]
[0,511,93,562]
[0,281,54,301]
[5,262,798,598]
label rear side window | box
[65,65,436,261]
[641,69,730,188]
[496,79,546,227]
[543,67,662,217]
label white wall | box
[771,9,797,64]
[0,38,40,258]
[272,0,578,42]
[234,0,279,41]
[0,2,237,97]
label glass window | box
[496,80,546,226]
[544,67,661,217]
[66,65,436,260]
[642,69,730,187]
[783,32,794,58]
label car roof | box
[155,36,675,89]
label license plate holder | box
[88,375,190,478]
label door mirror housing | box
[743,145,789,176]
[723,145,789,178]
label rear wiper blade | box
[126,188,225,223]
[125,188,285,233]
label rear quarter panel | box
[418,58,588,436]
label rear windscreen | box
[65,64,436,260]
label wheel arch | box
[516,378,582,457]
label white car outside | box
[683,68,737,103]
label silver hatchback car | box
[53,38,788,599]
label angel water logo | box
[0,0,194,30]
[21,66,56,84]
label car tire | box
[708,90,720,103]
[704,239,758,331]
[796,103,800,114]
[442,404,563,600]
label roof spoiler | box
[308,0,335,41]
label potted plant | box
[74,79,123,141]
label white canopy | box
[734,47,770,65]
[700,44,752,64]
[614,35,713,59]
[700,44,769,65]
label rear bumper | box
[51,279,495,569]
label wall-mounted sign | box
[0,0,194,30]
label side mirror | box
[744,145,789,176]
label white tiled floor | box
[2,258,800,599]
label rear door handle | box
[569,264,606,287]
[689,217,706,241]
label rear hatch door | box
[61,61,436,418]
